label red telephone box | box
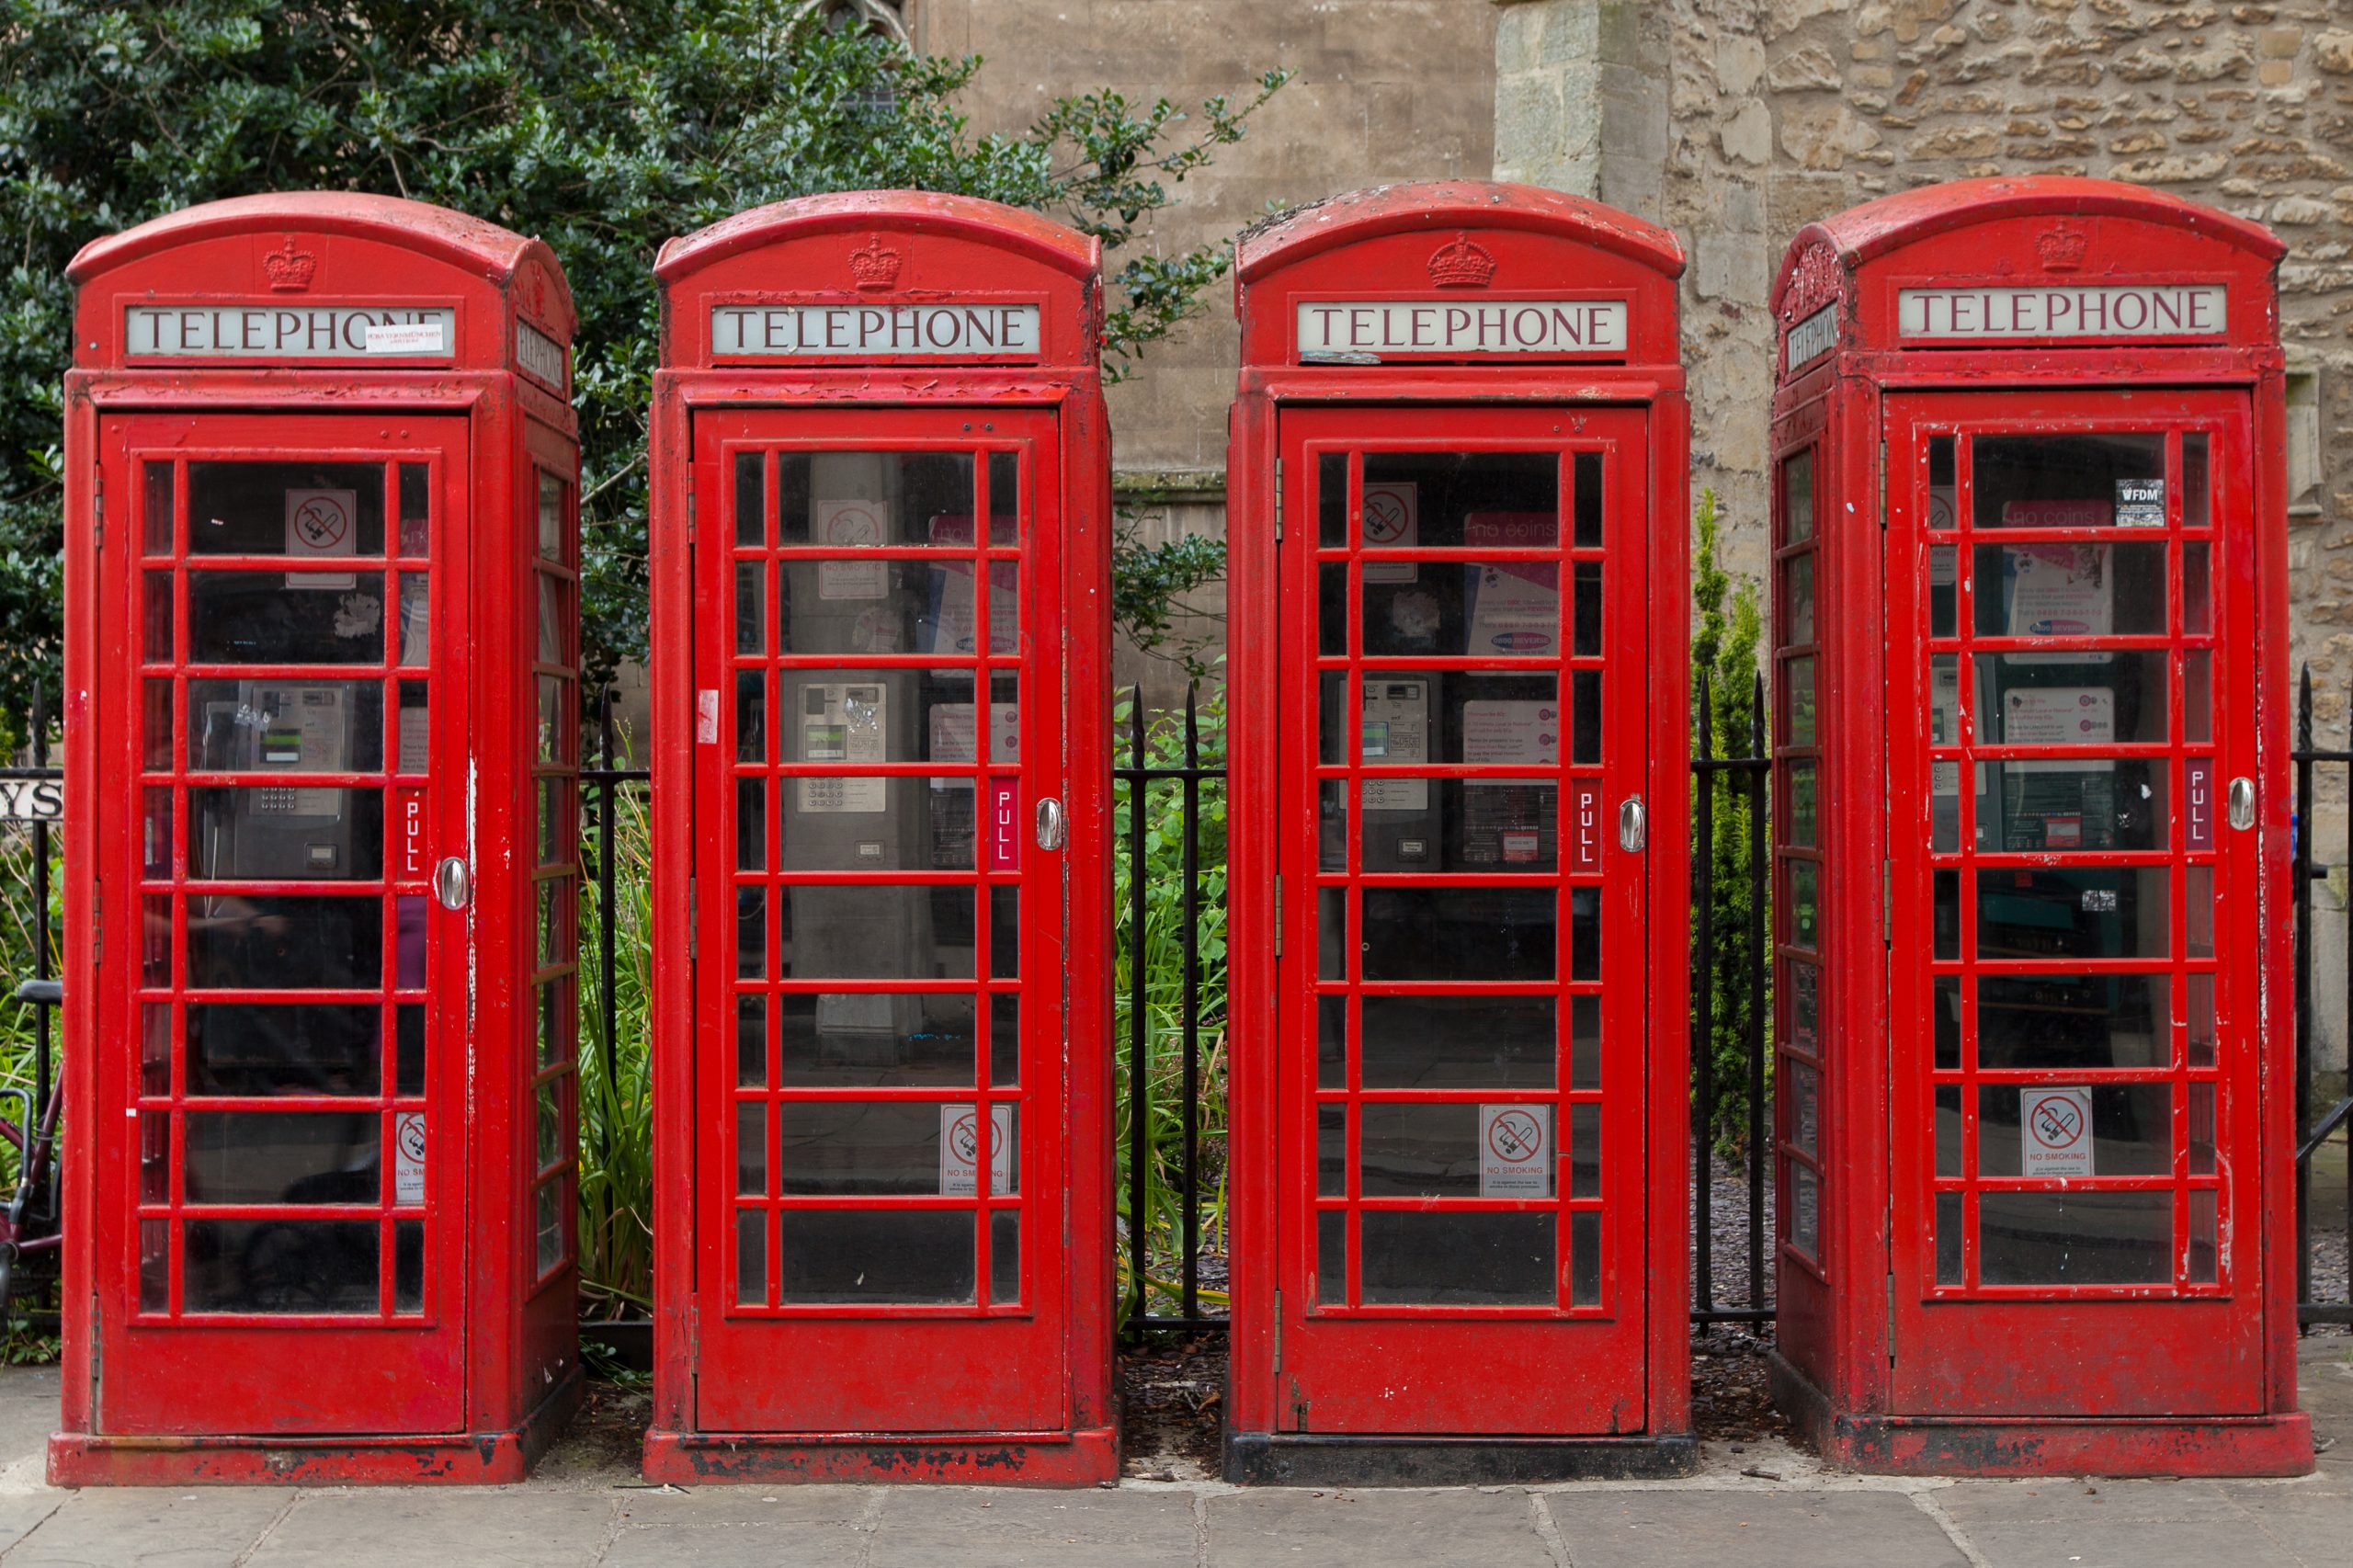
[1766,176,2313,1475]
[644,192,1114,1484]
[56,194,584,1483]
[1224,183,1693,1483]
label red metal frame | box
[58,195,580,1484]
[1765,176,2313,1476]
[644,192,1114,1485]
[1225,182,1692,1483]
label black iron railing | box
[2292,666,2353,1326]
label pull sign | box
[392,787,428,882]
[393,1111,427,1203]
[696,688,720,745]
[1572,784,1602,872]
[939,1104,1016,1197]
[2185,761,2214,850]
[991,778,1023,870]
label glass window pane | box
[394,1219,424,1312]
[143,460,175,555]
[1978,1084,2171,1177]
[188,572,386,665]
[1359,779,1556,874]
[2181,433,2211,530]
[737,1208,767,1306]
[1933,1190,1960,1282]
[188,680,383,774]
[188,462,385,557]
[779,451,976,547]
[1317,1209,1347,1307]
[1785,656,1815,745]
[778,992,975,1085]
[987,450,1019,546]
[187,895,381,988]
[1927,436,1956,529]
[1972,542,2167,639]
[736,886,766,979]
[1782,449,1814,544]
[1360,562,1559,658]
[397,1005,424,1096]
[1359,1211,1553,1306]
[144,572,174,662]
[1976,867,2170,960]
[1573,451,1603,548]
[1789,1062,1820,1155]
[1976,756,2168,852]
[536,1181,563,1274]
[778,885,974,980]
[779,560,1016,658]
[990,994,1018,1087]
[185,1220,378,1313]
[1359,1103,1552,1198]
[735,1100,766,1195]
[736,994,767,1087]
[1787,761,1818,848]
[770,670,1005,766]
[779,1210,973,1304]
[184,1112,380,1204]
[189,788,381,881]
[1570,1210,1602,1303]
[1360,888,1553,982]
[1571,994,1600,1089]
[186,1004,380,1096]
[1976,973,2166,1069]
[990,1210,1020,1304]
[2184,543,2211,635]
[1359,996,1553,1088]
[1573,561,1602,655]
[1319,563,1348,657]
[1783,553,1814,646]
[535,471,563,561]
[1317,452,1347,547]
[777,777,987,872]
[1317,1104,1346,1197]
[1979,1191,2170,1285]
[734,451,766,547]
[1318,995,1347,1089]
[1358,451,1557,549]
[1972,433,2165,530]
[1930,545,1957,638]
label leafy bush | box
[575,767,654,1317]
[1690,489,1769,1158]
[1112,688,1228,1319]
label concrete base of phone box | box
[1224,1429,1699,1485]
[1769,1350,2313,1477]
[642,1425,1120,1485]
[47,1361,583,1486]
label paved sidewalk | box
[0,1344,2341,1566]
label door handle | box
[434,856,472,911]
[2227,777,2256,832]
[1619,796,1647,853]
[1034,797,1067,852]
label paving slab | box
[0,1369,58,1471]
[1542,1490,1968,1568]
[5,1486,290,1568]
[1206,1488,1552,1568]
[1937,1476,2246,1526]
[871,1488,1198,1568]
[245,1488,613,1568]
[611,1484,870,1528]
[599,1517,866,1568]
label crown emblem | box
[262,237,317,292]
[1427,231,1496,289]
[848,234,902,292]
[2036,224,2088,273]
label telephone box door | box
[1276,405,1651,1434]
[1884,389,2266,1416]
[688,407,1067,1435]
[97,413,470,1435]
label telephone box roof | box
[1235,180,1686,290]
[658,190,1099,283]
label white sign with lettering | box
[1897,285,2227,340]
[126,306,454,358]
[711,303,1041,358]
[515,320,567,391]
[1297,300,1627,358]
[1786,304,1838,369]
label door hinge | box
[91,886,100,964]
[687,874,697,960]
[1271,1287,1282,1371]
[1272,873,1283,958]
[687,489,697,542]
[92,466,104,547]
[1273,458,1284,540]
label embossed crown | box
[2037,224,2088,273]
[848,234,902,291]
[262,237,317,292]
[1427,231,1496,290]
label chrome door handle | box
[2227,777,2256,832]
[1035,797,1067,852]
[435,856,472,911]
[1619,796,1647,853]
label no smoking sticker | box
[1360,482,1417,583]
[284,487,358,591]
[2021,1085,2094,1177]
[394,1111,426,1204]
[939,1103,1017,1198]
[1479,1103,1552,1198]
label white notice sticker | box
[939,1103,1017,1197]
[284,488,359,590]
[1479,1104,1552,1198]
[364,320,448,354]
[394,1111,427,1203]
[2021,1085,2095,1177]
[1360,482,1418,583]
[815,499,888,599]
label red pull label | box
[2185,760,2212,851]
[989,777,1022,872]
[392,787,429,885]
[1572,783,1602,872]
